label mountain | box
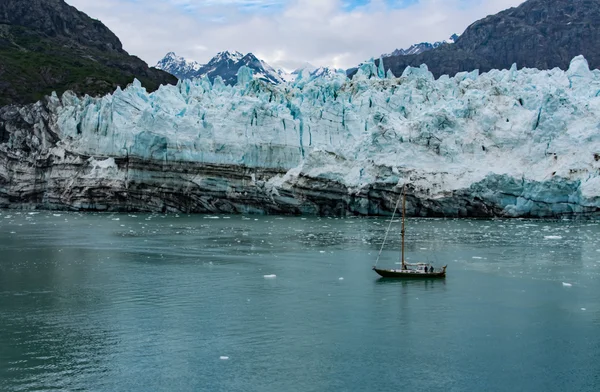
[310,67,341,79]
[283,63,343,83]
[383,34,459,57]
[156,53,343,84]
[285,62,317,81]
[200,51,284,85]
[360,0,600,79]
[156,51,284,84]
[155,52,203,80]
[345,35,459,77]
[0,0,176,106]
[2,56,600,217]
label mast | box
[401,187,406,269]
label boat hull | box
[373,268,446,279]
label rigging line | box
[374,193,402,267]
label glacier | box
[1,56,600,217]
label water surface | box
[1,212,599,391]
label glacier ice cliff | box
[1,56,600,217]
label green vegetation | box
[0,25,173,106]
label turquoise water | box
[0,212,599,392]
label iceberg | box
[1,56,600,217]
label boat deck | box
[373,267,446,279]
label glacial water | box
[0,212,598,392]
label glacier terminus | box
[1,56,600,218]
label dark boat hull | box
[373,268,446,279]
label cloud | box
[66,0,526,71]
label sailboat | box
[372,187,447,279]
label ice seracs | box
[1,55,600,217]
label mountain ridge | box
[156,51,285,85]
[155,52,203,80]
[0,0,176,105]
[357,0,600,79]
[157,52,343,84]
[383,34,459,57]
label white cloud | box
[66,0,525,70]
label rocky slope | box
[0,0,176,105]
[1,56,600,217]
[365,0,600,79]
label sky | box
[66,0,526,71]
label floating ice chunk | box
[581,308,586,311]
[339,277,344,281]
[53,214,61,217]
[263,274,277,279]
[472,256,483,259]
[320,251,326,254]
[220,356,229,360]
[562,282,573,287]
[544,236,563,240]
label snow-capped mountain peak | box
[291,62,318,75]
[157,51,344,85]
[275,63,342,83]
[311,67,340,78]
[155,52,203,79]
[156,51,285,85]
[163,51,177,60]
[383,34,460,58]
[209,51,244,65]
